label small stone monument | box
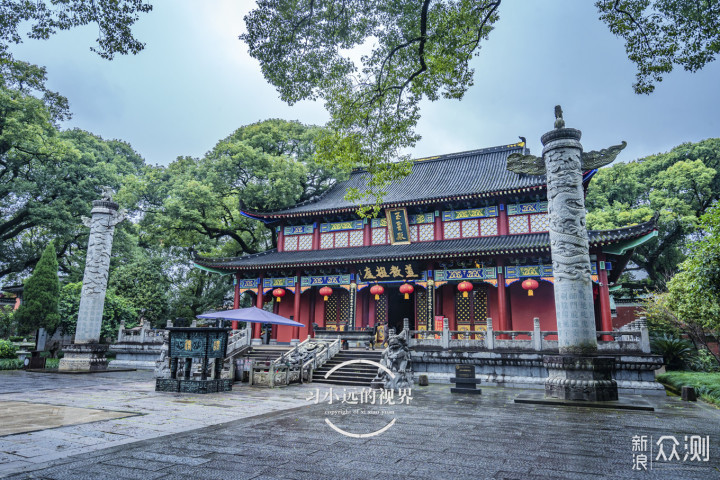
[59,188,126,371]
[508,107,626,401]
[450,365,481,395]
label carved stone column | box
[508,106,626,401]
[59,194,125,371]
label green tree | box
[57,282,138,341]
[14,241,60,334]
[139,119,340,256]
[242,0,720,209]
[0,0,152,61]
[586,138,720,287]
[108,255,170,327]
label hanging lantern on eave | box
[319,286,333,301]
[370,284,384,301]
[522,278,539,296]
[458,281,473,298]
[272,288,286,302]
[399,283,414,300]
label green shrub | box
[689,348,720,372]
[651,335,695,370]
[0,309,17,338]
[657,371,720,406]
[0,358,22,370]
[45,358,59,369]
[8,335,25,342]
[0,339,17,359]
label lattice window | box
[416,289,428,330]
[473,288,488,325]
[284,235,298,251]
[529,213,550,233]
[509,215,530,234]
[409,227,417,242]
[349,230,364,246]
[372,227,388,245]
[338,289,351,328]
[461,219,479,238]
[375,293,387,326]
[325,290,338,327]
[455,290,471,324]
[335,231,349,248]
[320,233,334,249]
[297,234,312,250]
[418,223,434,241]
[444,221,461,239]
[480,218,498,236]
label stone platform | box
[411,348,665,395]
[58,343,109,372]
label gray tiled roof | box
[242,143,542,218]
[195,221,656,271]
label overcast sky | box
[9,1,720,167]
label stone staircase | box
[312,349,382,387]
[243,346,292,365]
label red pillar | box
[254,275,264,339]
[232,274,240,330]
[292,271,302,340]
[434,213,443,241]
[277,226,285,252]
[308,288,316,338]
[363,221,371,246]
[497,259,508,332]
[498,203,509,235]
[312,223,320,250]
[598,255,613,340]
[271,299,279,340]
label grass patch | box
[656,371,720,406]
[45,358,59,368]
[0,358,23,370]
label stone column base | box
[58,344,109,372]
[543,355,618,402]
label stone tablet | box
[450,364,481,395]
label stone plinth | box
[543,355,618,401]
[58,344,109,372]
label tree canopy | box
[243,0,720,209]
[586,138,720,288]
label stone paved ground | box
[1,371,719,479]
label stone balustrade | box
[409,317,650,353]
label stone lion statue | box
[371,330,413,390]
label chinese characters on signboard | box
[385,207,411,245]
[359,262,420,282]
[631,434,710,471]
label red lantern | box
[272,288,286,302]
[399,283,414,300]
[522,278,539,296]
[458,281,473,298]
[319,286,333,301]
[370,284,385,300]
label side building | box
[194,142,656,344]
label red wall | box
[508,280,556,333]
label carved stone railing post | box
[441,317,449,349]
[533,318,542,351]
[486,318,494,350]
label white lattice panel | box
[418,223,434,241]
[461,219,479,238]
[349,230,364,246]
[297,234,313,250]
[335,231,349,248]
[284,235,298,251]
[320,233,334,249]
[410,226,418,242]
[372,228,388,245]
[480,218,498,236]
[509,215,530,234]
[529,213,550,232]
[444,221,461,239]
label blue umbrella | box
[197,307,304,326]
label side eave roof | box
[241,142,546,220]
[194,221,657,272]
